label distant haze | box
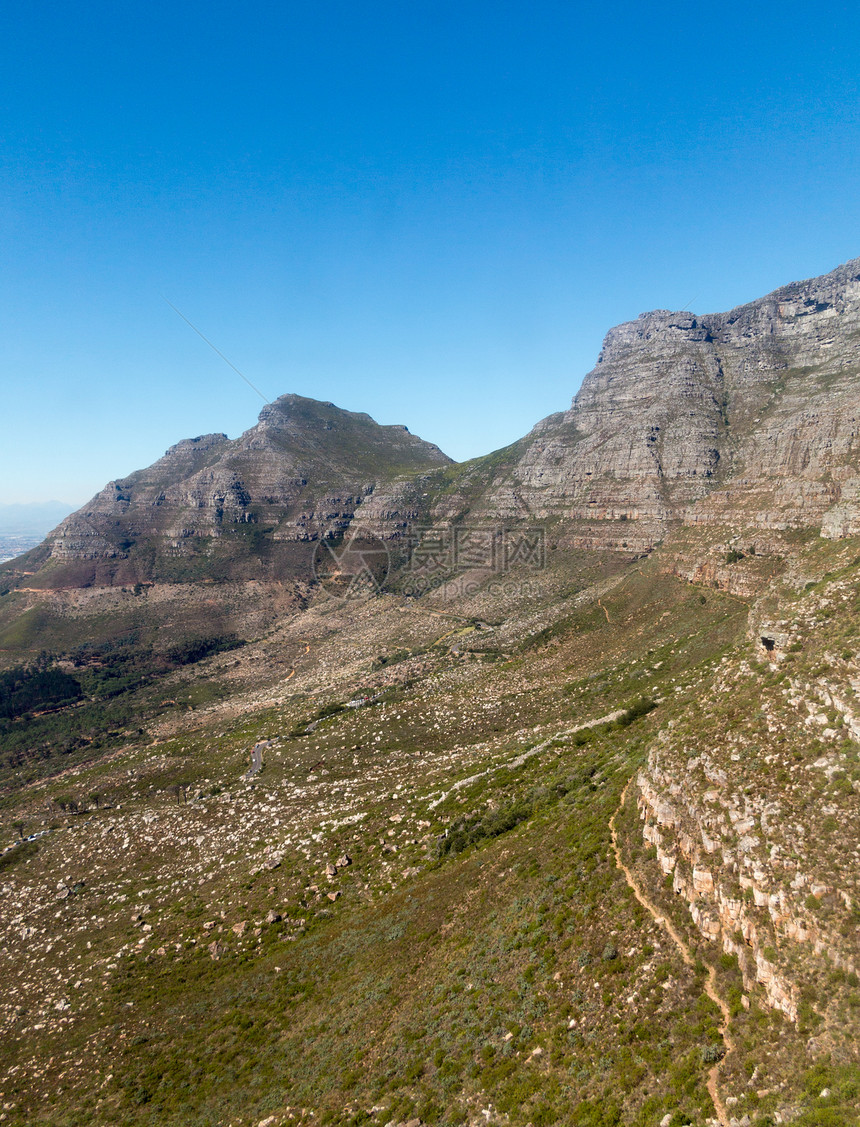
[0,501,75,537]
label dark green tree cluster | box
[0,659,83,720]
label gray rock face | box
[11,256,860,592]
[470,256,860,547]
[42,394,451,585]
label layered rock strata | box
[634,635,860,1029]
[9,255,860,591]
[39,395,450,586]
[475,256,860,546]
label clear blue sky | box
[2,0,860,504]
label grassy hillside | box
[1,536,859,1125]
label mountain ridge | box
[460,254,860,549]
[5,254,860,598]
[7,394,450,590]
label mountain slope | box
[5,256,860,606]
[439,256,860,550]
[2,539,860,1126]
[13,394,450,589]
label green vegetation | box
[0,839,39,872]
[0,633,241,788]
[1,531,860,1126]
[0,659,82,719]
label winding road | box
[246,743,265,777]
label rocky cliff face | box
[460,256,860,549]
[36,395,450,587]
[632,559,860,1043]
[12,257,860,593]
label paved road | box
[245,742,266,778]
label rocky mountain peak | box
[255,393,373,430]
[164,433,230,456]
[14,394,450,588]
[7,255,860,590]
[244,394,446,464]
[464,255,860,549]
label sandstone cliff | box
[461,256,860,549]
[9,256,860,595]
[632,558,860,1051]
[28,395,450,587]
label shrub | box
[163,633,243,667]
[438,800,533,858]
[617,698,657,728]
[0,840,39,872]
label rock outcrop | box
[28,395,450,587]
[636,759,803,1022]
[462,256,860,548]
[633,591,860,1032]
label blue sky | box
[2,1,860,504]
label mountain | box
[33,394,450,588]
[7,256,860,596]
[427,256,860,550]
[3,259,860,1127]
